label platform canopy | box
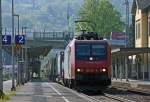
[112,47,150,55]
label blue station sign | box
[2,35,11,45]
[15,35,25,45]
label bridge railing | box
[33,31,74,40]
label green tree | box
[77,0,125,38]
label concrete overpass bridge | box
[3,31,74,57]
[26,31,74,57]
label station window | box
[135,22,140,40]
[138,23,140,38]
[135,22,140,39]
[149,20,150,36]
[135,23,137,39]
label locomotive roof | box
[67,39,109,48]
[75,39,108,42]
[75,32,103,40]
[66,32,109,48]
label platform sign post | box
[0,0,3,96]
[18,61,24,85]
[15,35,25,84]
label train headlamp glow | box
[102,68,106,72]
[89,57,93,61]
[77,68,81,72]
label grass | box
[0,85,22,102]
[0,91,15,102]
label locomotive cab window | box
[92,44,107,60]
[76,44,90,60]
[75,43,107,60]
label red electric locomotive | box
[63,32,111,91]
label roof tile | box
[137,0,150,9]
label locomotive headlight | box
[89,57,93,61]
[77,68,81,72]
[102,68,106,72]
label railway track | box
[80,85,150,102]
[81,92,135,102]
[103,93,135,102]
[58,83,133,102]
[58,83,150,102]
[103,87,150,102]
[111,85,150,95]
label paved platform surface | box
[3,80,16,93]
[6,82,97,102]
[112,79,150,91]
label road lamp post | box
[67,0,70,32]
[124,0,129,81]
[0,0,4,97]
[11,0,16,91]
[22,27,28,83]
[13,14,20,86]
[125,0,129,47]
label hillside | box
[2,0,84,31]
[2,0,133,32]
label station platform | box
[112,79,150,92]
[6,82,95,102]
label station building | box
[112,0,150,81]
[132,0,150,48]
[132,0,150,80]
